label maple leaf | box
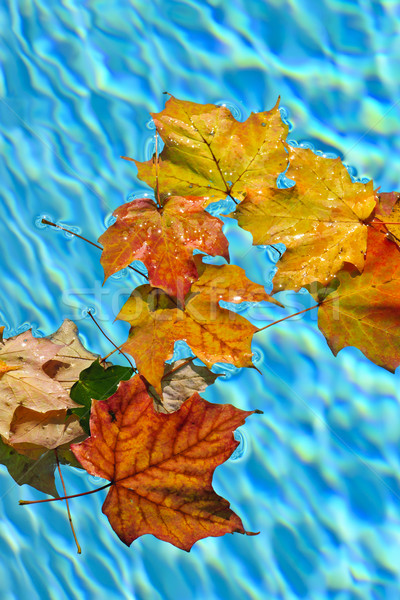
[130,96,288,205]
[0,330,78,441]
[99,195,229,298]
[233,147,376,291]
[375,191,400,245]
[148,359,220,413]
[117,263,277,391]
[71,375,258,550]
[8,408,85,456]
[375,191,400,216]
[0,436,81,497]
[308,221,400,371]
[42,320,100,390]
[70,359,133,434]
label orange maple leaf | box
[308,221,400,372]
[129,96,288,205]
[71,376,258,551]
[99,195,229,298]
[233,147,375,291]
[117,262,280,392]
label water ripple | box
[1,0,400,599]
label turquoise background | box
[1,1,400,598]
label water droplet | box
[105,214,117,228]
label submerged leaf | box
[233,147,375,291]
[72,376,257,550]
[0,437,81,498]
[131,96,288,204]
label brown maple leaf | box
[42,320,100,390]
[233,146,376,291]
[8,407,85,457]
[0,330,78,441]
[99,195,229,299]
[148,359,220,414]
[117,262,279,391]
[129,96,288,205]
[308,221,400,371]
[71,375,258,550]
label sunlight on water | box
[1,0,400,598]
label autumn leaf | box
[375,191,400,245]
[0,436,82,497]
[42,320,100,390]
[233,146,376,291]
[0,330,78,441]
[69,359,133,434]
[189,257,283,306]
[308,221,400,372]
[130,96,288,205]
[117,263,277,391]
[148,359,220,413]
[71,375,257,550]
[375,191,400,216]
[8,408,85,457]
[99,195,229,299]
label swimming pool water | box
[1,1,400,598]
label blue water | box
[1,1,400,598]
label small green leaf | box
[70,360,133,434]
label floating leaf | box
[43,320,100,390]
[375,191,400,245]
[70,360,133,434]
[8,408,85,456]
[308,221,400,371]
[233,147,375,291]
[99,196,228,298]
[117,263,276,391]
[0,330,78,441]
[71,376,257,550]
[131,96,288,204]
[149,359,220,413]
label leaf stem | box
[162,357,194,380]
[41,219,102,250]
[19,483,112,506]
[55,449,81,554]
[87,311,137,372]
[100,348,117,363]
[256,303,320,332]
[41,219,148,280]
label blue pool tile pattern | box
[1,1,400,598]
